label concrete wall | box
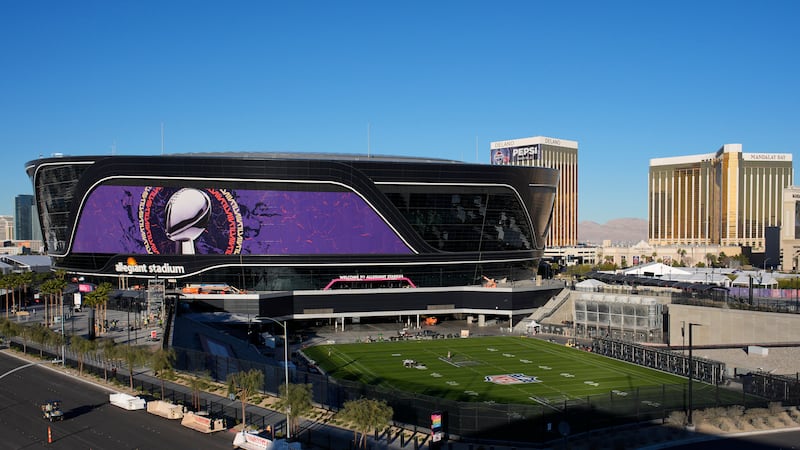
[539,293,574,326]
[668,304,800,347]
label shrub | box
[733,416,749,429]
[768,402,784,415]
[668,410,686,426]
[725,405,745,418]
[715,418,733,432]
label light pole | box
[60,295,65,368]
[687,322,702,430]
[256,316,290,440]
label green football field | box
[302,336,712,406]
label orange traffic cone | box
[48,426,52,444]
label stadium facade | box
[26,153,562,320]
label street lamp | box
[60,296,65,368]
[687,322,703,430]
[256,316,290,440]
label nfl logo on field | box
[484,373,540,384]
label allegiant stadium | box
[26,152,562,321]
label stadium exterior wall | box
[26,152,559,315]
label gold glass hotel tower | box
[649,144,793,249]
[490,136,578,247]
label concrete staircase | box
[513,287,569,333]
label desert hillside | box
[578,218,647,245]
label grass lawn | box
[302,336,727,408]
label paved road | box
[0,351,234,450]
[648,428,800,449]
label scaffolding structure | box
[573,292,666,343]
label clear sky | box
[1,1,798,224]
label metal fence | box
[743,372,800,406]
[591,338,727,385]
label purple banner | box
[72,185,412,255]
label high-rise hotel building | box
[490,136,578,247]
[649,144,793,249]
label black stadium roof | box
[175,151,464,165]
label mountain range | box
[577,218,647,245]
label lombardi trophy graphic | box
[165,188,212,254]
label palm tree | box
[7,273,21,316]
[0,317,18,341]
[188,372,211,412]
[339,398,394,449]
[121,345,148,390]
[16,323,33,354]
[0,274,11,318]
[84,282,112,338]
[51,270,67,331]
[31,325,57,358]
[18,271,33,311]
[150,348,176,400]
[98,338,119,382]
[39,278,59,327]
[70,334,97,376]
[274,383,313,439]
[227,369,265,432]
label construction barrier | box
[146,400,185,419]
[180,411,226,433]
[109,392,146,410]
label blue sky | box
[1,1,798,224]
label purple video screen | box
[71,185,412,255]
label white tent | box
[731,273,779,287]
[575,278,607,291]
[624,262,691,278]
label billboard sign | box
[431,411,443,442]
[490,144,540,165]
[72,185,412,256]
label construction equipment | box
[41,400,64,422]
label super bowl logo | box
[484,373,541,384]
[138,186,243,255]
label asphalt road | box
[0,351,234,450]
[660,429,800,450]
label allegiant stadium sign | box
[114,258,186,275]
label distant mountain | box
[578,218,647,245]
